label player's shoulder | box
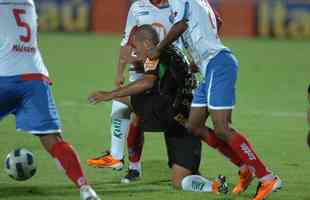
[130,0,152,14]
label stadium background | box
[36,0,310,38]
[1,1,310,200]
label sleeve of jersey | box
[172,0,190,24]
[121,6,137,47]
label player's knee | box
[111,100,131,119]
[187,124,202,137]
[213,126,233,141]
[38,133,63,152]
[171,164,192,190]
[130,114,140,127]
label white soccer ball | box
[4,148,37,181]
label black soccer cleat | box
[121,169,141,184]
[216,175,229,194]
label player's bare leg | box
[209,109,282,199]
[171,164,228,194]
[188,107,251,184]
[39,133,101,200]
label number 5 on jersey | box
[13,8,32,43]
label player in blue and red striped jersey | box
[146,0,283,199]
[0,1,100,199]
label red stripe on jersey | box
[20,73,52,85]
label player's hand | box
[88,91,115,105]
[147,47,161,60]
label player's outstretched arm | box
[147,20,188,60]
[89,74,157,104]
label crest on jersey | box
[144,58,159,72]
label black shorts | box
[132,93,201,173]
[164,122,201,174]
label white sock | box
[110,118,129,160]
[129,161,141,172]
[181,175,213,192]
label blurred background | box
[36,0,310,39]
[1,1,310,200]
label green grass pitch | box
[0,33,310,200]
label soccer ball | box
[4,148,37,181]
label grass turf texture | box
[0,33,309,200]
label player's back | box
[133,0,172,40]
[0,0,48,77]
[169,0,228,74]
[122,0,172,46]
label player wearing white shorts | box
[147,0,283,199]
[0,1,100,199]
[87,0,173,183]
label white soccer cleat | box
[80,185,101,200]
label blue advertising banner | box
[257,0,310,38]
[37,0,91,32]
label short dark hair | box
[308,84,310,94]
[133,24,159,45]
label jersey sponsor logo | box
[144,58,159,72]
[240,143,256,161]
[174,113,188,127]
[136,11,150,16]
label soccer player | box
[87,0,174,183]
[146,0,283,199]
[0,1,100,200]
[89,25,228,194]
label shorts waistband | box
[0,73,52,84]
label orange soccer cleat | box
[232,166,254,195]
[87,151,124,171]
[252,176,283,200]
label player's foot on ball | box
[212,175,229,195]
[232,166,254,195]
[252,176,283,200]
[121,169,141,184]
[80,185,101,200]
[87,151,124,171]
